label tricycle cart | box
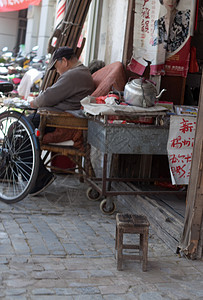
[0,105,186,210]
[0,105,92,203]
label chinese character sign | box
[128,0,196,77]
[167,115,196,185]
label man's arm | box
[30,73,72,108]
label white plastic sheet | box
[17,69,43,100]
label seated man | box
[28,46,95,196]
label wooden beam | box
[179,72,203,259]
[122,0,134,68]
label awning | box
[0,0,41,12]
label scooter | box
[0,79,13,98]
[15,45,39,69]
[0,47,13,63]
[0,47,15,76]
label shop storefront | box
[119,0,203,259]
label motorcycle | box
[0,78,13,98]
[15,45,39,69]
[0,47,17,76]
[0,47,13,64]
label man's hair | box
[64,53,77,60]
[159,0,180,5]
[53,46,76,61]
[49,46,77,70]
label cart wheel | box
[86,187,101,201]
[0,110,40,203]
[100,199,116,215]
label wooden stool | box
[115,213,150,271]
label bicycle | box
[0,105,40,203]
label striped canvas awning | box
[0,0,41,12]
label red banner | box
[0,0,41,12]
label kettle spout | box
[156,88,167,99]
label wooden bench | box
[38,110,93,180]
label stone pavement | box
[0,175,202,300]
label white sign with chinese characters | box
[167,115,196,185]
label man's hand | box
[30,101,36,108]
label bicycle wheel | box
[0,110,40,203]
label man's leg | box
[27,113,56,196]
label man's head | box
[49,46,78,75]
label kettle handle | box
[144,78,156,86]
[127,76,137,82]
[127,77,156,86]
[128,77,156,86]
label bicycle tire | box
[0,110,40,203]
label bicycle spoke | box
[0,111,39,203]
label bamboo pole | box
[41,0,92,91]
[41,0,77,90]
[60,0,82,48]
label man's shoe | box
[29,173,55,196]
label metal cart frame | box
[86,117,186,214]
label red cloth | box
[92,61,127,97]
[189,46,199,73]
[42,128,84,150]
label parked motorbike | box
[0,46,50,98]
[0,46,38,95]
[31,54,50,71]
[0,47,13,64]
[0,79,13,98]
[15,45,39,69]
[0,47,13,76]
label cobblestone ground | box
[0,175,202,300]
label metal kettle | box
[124,78,166,108]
